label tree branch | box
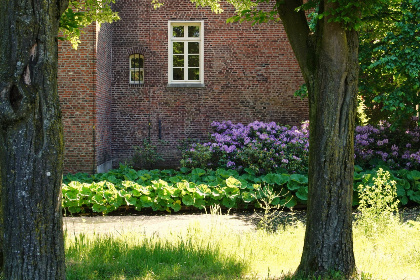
[276,0,316,83]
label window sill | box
[167,83,205,88]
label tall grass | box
[65,213,420,279]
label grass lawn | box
[65,213,420,280]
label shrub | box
[130,139,165,170]
[181,121,309,175]
[356,168,399,235]
[181,120,420,174]
[354,121,420,170]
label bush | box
[181,121,309,175]
[130,139,164,169]
[356,168,399,235]
[181,120,420,174]
[354,121,420,170]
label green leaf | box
[125,195,138,206]
[180,167,190,173]
[296,186,308,201]
[241,192,255,203]
[290,174,308,184]
[140,195,153,208]
[262,173,289,185]
[182,195,194,206]
[92,204,107,213]
[68,206,83,213]
[222,197,236,208]
[191,168,206,177]
[65,191,78,201]
[226,177,242,188]
[399,195,409,205]
[409,170,420,181]
[287,180,303,191]
[171,201,182,212]
[354,165,363,173]
[280,195,297,208]
[271,197,281,206]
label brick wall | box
[95,22,114,172]
[110,0,308,168]
[58,23,97,174]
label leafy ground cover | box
[62,165,420,215]
[65,211,420,279]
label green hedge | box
[62,165,420,215]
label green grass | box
[65,214,420,280]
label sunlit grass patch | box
[65,211,420,279]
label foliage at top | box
[59,0,119,48]
[359,0,420,126]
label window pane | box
[173,55,184,67]
[139,56,144,67]
[173,26,184,37]
[173,42,184,54]
[140,70,144,82]
[131,57,140,68]
[188,68,200,80]
[131,70,140,82]
[173,68,184,80]
[188,42,199,54]
[188,55,199,67]
[188,26,200,37]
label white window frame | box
[129,54,144,85]
[168,21,204,86]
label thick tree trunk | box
[296,28,359,278]
[0,0,68,278]
[277,0,359,277]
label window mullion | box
[184,35,188,81]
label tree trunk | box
[296,28,359,279]
[277,0,359,277]
[0,0,68,278]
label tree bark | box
[277,0,358,277]
[0,0,68,278]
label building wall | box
[110,0,308,168]
[58,23,97,174]
[95,22,114,172]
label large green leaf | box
[290,174,308,184]
[280,195,297,208]
[92,204,107,213]
[65,191,78,201]
[409,170,420,181]
[241,191,255,203]
[191,168,206,177]
[287,181,303,191]
[296,186,308,201]
[226,177,242,188]
[140,195,153,208]
[262,173,289,185]
[171,200,182,212]
[182,195,194,206]
[222,197,236,208]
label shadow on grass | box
[66,234,247,280]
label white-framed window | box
[168,21,204,86]
[129,54,144,84]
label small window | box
[129,54,144,84]
[168,21,204,86]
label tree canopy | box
[59,0,119,48]
[359,0,420,127]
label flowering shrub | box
[354,121,420,170]
[181,120,420,174]
[181,121,309,174]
